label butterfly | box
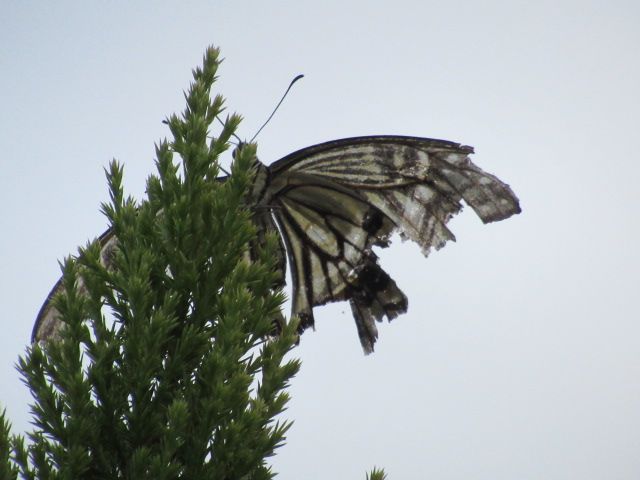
[33,135,520,353]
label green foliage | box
[1,46,300,479]
[0,410,18,480]
[367,467,388,480]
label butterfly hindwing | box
[265,170,407,351]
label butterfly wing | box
[264,136,520,352]
[32,228,118,343]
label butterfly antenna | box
[250,74,304,143]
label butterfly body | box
[33,136,520,353]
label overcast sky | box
[2,1,639,478]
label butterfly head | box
[231,141,245,161]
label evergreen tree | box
[1,46,298,479]
[0,46,386,480]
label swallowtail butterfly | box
[33,135,520,353]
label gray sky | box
[2,1,639,478]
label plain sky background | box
[1,2,639,478]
